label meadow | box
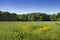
[0,21,60,40]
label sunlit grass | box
[0,21,60,40]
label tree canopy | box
[0,11,60,21]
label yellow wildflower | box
[35,26,49,32]
[42,27,49,30]
[20,25,31,31]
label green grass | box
[0,21,60,40]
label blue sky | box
[0,0,60,14]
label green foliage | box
[56,17,60,21]
[0,11,18,21]
[0,11,60,21]
[50,14,57,21]
[56,13,60,18]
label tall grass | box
[0,22,60,40]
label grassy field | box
[0,21,60,40]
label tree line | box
[0,11,60,21]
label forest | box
[0,11,60,21]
